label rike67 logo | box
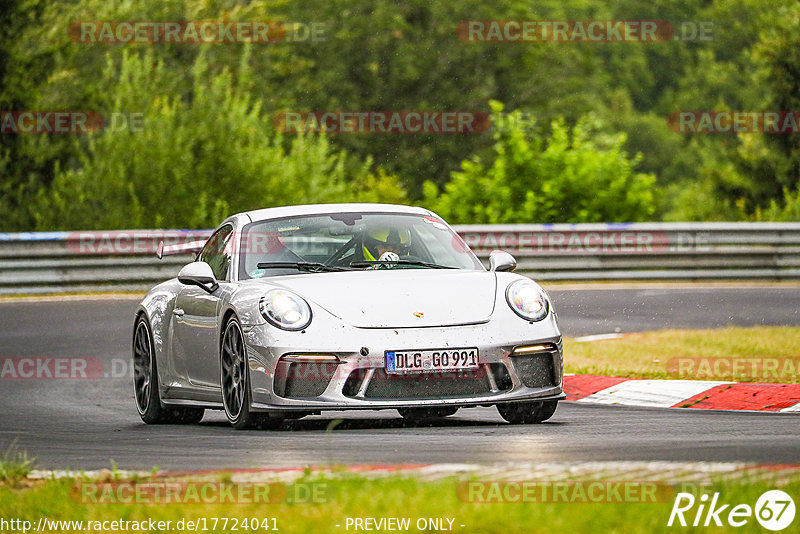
[668,490,795,531]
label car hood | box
[270,269,497,328]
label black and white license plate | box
[385,348,479,374]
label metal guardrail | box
[0,223,798,294]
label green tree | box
[0,0,56,229]
[4,0,800,228]
[33,50,405,230]
[753,2,800,197]
[757,185,800,221]
[423,102,655,223]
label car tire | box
[133,316,205,424]
[221,316,284,430]
[496,400,558,424]
[398,407,459,421]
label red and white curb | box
[565,374,800,412]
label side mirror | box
[178,262,219,293]
[489,250,517,272]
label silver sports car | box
[133,204,564,429]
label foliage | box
[32,51,406,230]
[753,185,800,222]
[2,0,800,228]
[0,441,34,486]
[423,102,655,223]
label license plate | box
[385,348,479,374]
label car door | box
[172,224,234,388]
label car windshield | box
[238,212,483,279]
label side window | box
[199,225,233,281]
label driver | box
[363,226,411,263]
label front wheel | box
[496,400,558,424]
[221,316,284,430]
[133,317,204,424]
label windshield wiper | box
[256,262,351,273]
[349,260,455,269]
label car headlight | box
[259,289,312,330]
[505,280,549,322]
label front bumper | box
[243,312,564,412]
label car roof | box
[241,203,432,223]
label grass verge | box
[564,326,800,382]
[0,442,34,487]
[1,472,798,533]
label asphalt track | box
[0,286,798,470]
